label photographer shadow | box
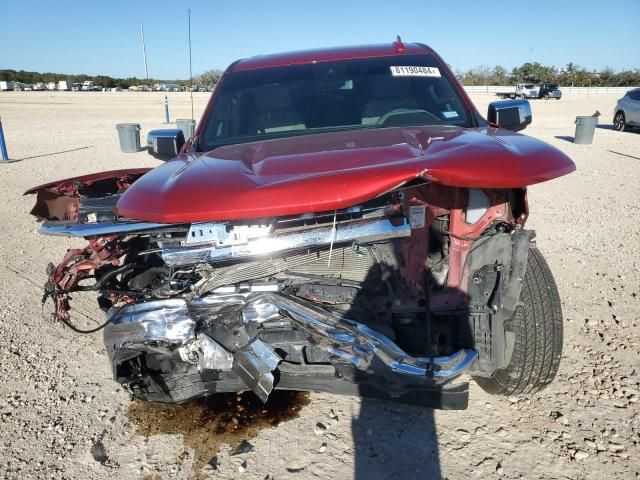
[343,245,474,480]
[352,397,442,479]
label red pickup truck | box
[26,38,574,409]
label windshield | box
[198,54,472,151]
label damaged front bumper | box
[105,291,478,408]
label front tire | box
[614,111,627,131]
[474,248,563,396]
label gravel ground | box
[0,91,638,480]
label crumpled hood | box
[115,125,575,223]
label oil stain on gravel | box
[127,391,311,473]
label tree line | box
[2,64,638,88]
[458,62,640,87]
[0,69,225,89]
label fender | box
[24,168,151,221]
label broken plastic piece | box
[232,339,281,403]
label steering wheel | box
[377,108,441,127]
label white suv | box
[614,88,640,131]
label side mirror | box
[147,129,185,160]
[487,99,532,132]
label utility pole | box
[188,9,194,120]
[140,25,149,80]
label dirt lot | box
[0,91,638,480]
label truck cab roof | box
[230,42,436,72]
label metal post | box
[164,96,170,123]
[140,25,149,80]
[188,9,194,121]
[0,117,9,162]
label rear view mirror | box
[147,129,185,160]
[487,99,532,132]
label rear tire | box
[474,247,563,396]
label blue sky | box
[1,0,638,79]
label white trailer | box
[58,80,73,91]
[0,81,15,91]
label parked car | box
[613,88,640,131]
[538,83,562,100]
[32,82,46,91]
[25,40,575,410]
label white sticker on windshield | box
[390,66,441,77]
[442,110,459,119]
